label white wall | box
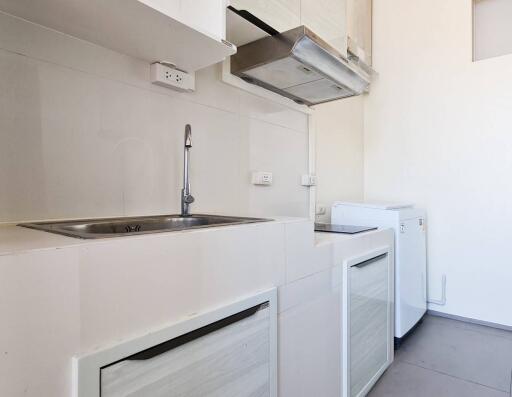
[365,0,512,326]
[0,12,309,223]
[313,97,365,223]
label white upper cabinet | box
[347,0,372,65]
[230,0,301,33]
[0,0,234,72]
[134,0,225,38]
[301,0,347,55]
[180,0,225,39]
[229,0,372,65]
[137,0,181,21]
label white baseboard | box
[428,310,512,332]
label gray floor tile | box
[395,315,512,392]
[368,361,509,397]
[426,315,512,342]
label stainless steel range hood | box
[231,26,370,106]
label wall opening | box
[473,0,512,61]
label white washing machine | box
[331,202,427,344]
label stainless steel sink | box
[19,214,272,239]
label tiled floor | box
[368,315,512,397]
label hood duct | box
[230,26,370,106]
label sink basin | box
[19,214,272,239]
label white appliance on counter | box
[331,202,427,345]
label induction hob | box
[314,223,377,234]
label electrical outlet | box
[316,205,326,215]
[150,62,195,92]
[301,174,317,186]
[251,171,273,185]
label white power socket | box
[150,62,195,92]
[251,171,273,186]
[316,205,327,215]
[301,174,317,186]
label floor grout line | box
[384,317,512,396]
[509,368,511,396]
[396,359,510,394]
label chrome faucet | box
[181,124,195,216]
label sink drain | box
[125,224,142,233]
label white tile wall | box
[0,12,309,223]
[313,97,364,223]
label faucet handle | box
[183,194,195,204]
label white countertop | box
[0,216,307,256]
[0,224,84,256]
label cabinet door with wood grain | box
[101,305,271,397]
[345,250,393,397]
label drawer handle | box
[353,253,388,269]
[118,302,268,362]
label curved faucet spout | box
[185,124,192,148]
[181,124,195,216]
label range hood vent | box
[231,26,370,106]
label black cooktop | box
[314,223,377,234]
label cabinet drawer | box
[101,304,271,397]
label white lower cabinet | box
[278,245,393,397]
[343,248,394,397]
[101,305,271,396]
[278,289,342,397]
[73,291,277,397]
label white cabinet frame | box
[72,288,277,397]
[342,246,394,397]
